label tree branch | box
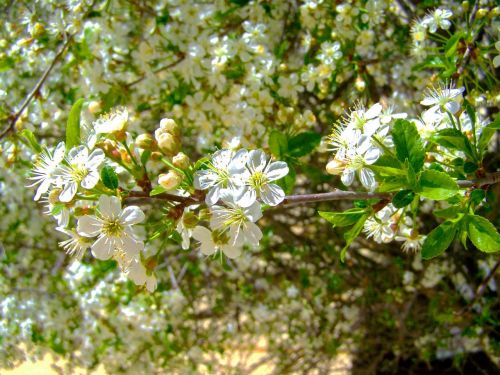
[123,172,500,207]
[0,36,73,140]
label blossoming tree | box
[0,0,499,373]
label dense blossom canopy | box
[0,0,499,373]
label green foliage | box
[466,215,500,253]
[287,131,322,157]
[268,130,288,159]
[391,119,425,172]
[65,98,85,151]
[19,129,42,153]
[318,208,366,227]
[432,128,476,162]
[100,165,119,189]
[421,220,457,259]
[392,189,415,208]
[417,170,458,200]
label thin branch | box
[124,172,500,207]
[455,1,480,77]
[124,53,185,88]
[0,36,73,140]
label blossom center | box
[102,219,123,237]
[70,164,89,183]
[249,171,268,191]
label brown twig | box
[124,53,185,88]
[455,1,480,77]
[123,172,500,207]
[0,36,73,140]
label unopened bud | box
[31,23,45,38]
[97,140,121,160]
[355,77,366,92]
[461,1,469,12]
[150,151,162,160]
[159,118,181,137]
[476,8,488,19]
[326,158,346,175]
[158,171,183,190]
[88,101,102,114]
[135,133,157,150]
[74,206,94,216]
[157,132,180,156]
[172,152,190,169]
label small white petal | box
[120,206,145,225]
[244,201,263,222]
[91,235,114,260]
[248,149,267,171]
[86,149,105,169]
[205,185,222,206]
[34,179,51,201]
[364,147,380,165]
[99,195,122,218]
[77,215,102,237]
[192,226,213,243]
[260,183,285,206]
[59,182,77,202]
[266,161,289,181]
[221,244,241,259]
[341,169,355,186]
[81,170,99,189]
[235,186,257,208]
[359,168,376,191]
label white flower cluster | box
[191,149,289,258]
[27,111,156,291]
[325,103,406,191]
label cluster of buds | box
[155,118,181,156]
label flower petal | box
[244,201,263,222]
[77,215,102,237]
[247,149,267,172]
[120,206,145,225]
[91,235,114,260]
[86,149,105,169]
[221,244,241,259]
[260,183,285,206]
[81,170,99,189]
[235,186,257,208]
[59,182,77,202]
[360,168,376,191]
[99,195,122,218]
[266,161,289,181]
[341,169,355,186]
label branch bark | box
[0,36,73,140]
[123,172,500,207]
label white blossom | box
[77,195,145,266]
[28,142,65,201]
[192,226,241,258]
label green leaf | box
[141,150,151,166]
[340,214,369,262]
[466,214,500,253]
[378,176,408,192]
[65,98,85,151]
[268,130,288,159]
[421,221,457,259]
[463,161,478,174]
[100,165,119,189]
[432,128,476,161]
[391,119,425,172]
[19,129,42,153]
[369,164,406,177]
[150,185,167,196]
[319,208,367,227]
[288,131,321,157]
[445,32,463,58]
[279,165,296,195]
[434,206,462,219]
[392,189,415,208]
[51,203,65,216]
[418,170,458,200]
[478,117,499,154]
[470,189,485,206]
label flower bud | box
[172,152,190,169]
[31,23,45,38]
[461,1,469,12]
[150,151,163,160]
[135,133,157,150]
[97,140,121,160]
[158,171,183,190]
[88,101,102,114]
[326,158,346,175]
[157,132,180,156]
[159,118,181,137]
[476,8,488,19]
[355,77,366,92]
